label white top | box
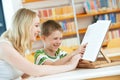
[0,38,23,80]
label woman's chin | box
[31,38,36,42]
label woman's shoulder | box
[0,37,13,59]
[0,37,12,46]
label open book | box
[81,20,111,62]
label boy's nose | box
[57,39,62,43]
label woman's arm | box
[0,43,80,77]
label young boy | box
[34,20,86,65]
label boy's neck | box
[44,48,56,57]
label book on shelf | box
[59,21,76,33]
[61,37,78,48]
[83,0,120,13]
[37,5,73,21]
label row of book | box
[93,13,120,23]
[105,29,120,41]
[38,6,73,21]
[61,37,78,47]
[59,21,76,33]
[61,29,120,48]
[84,0,120,13]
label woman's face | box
[44,30,63,52]
[30,16,40,42]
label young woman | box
[0,8,81,80]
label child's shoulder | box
[35,49,45,55]
[57,48,67,55]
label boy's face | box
[43,30,63,52]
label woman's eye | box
[35,25,39,27]
[54,37,57,40]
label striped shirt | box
[34,48,67,65]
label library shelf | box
[63,31,76,37]
[36,23,120,41]
[36,31,77,41]
[78,22,120,47]
[110,23,120,30]
[40,15,74,23]
[77,9,120,18]
[22,0,45,4]
[78,28,87,34]
[23,0,120,48]
[102,41,108,47]
[78,22,120,34]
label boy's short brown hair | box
[41,20,63,36]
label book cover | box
[81,20,111,62]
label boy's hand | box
[73,43,87,57]
[79,43,87,54]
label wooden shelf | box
[41,9,120,22]
[63,32,76,37]
[23,1,120,49]
[78,22,120,47]
[40,15,74,23]
[22,0,44,4]
[37,22,120,40]
[110,23,120,30]
[77,9,120,18]
[78,22,120,34]
[78,28,87,34]
[102,41,108,47]
[36,32,77,41]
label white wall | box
[22,0,84,9]
[2,0,22,30]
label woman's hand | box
[67,54,81,69]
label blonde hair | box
[1,8,37,56]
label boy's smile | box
[44,30,63,53]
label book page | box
[81,20,111,62]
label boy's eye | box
[54,37,57,40]
[54,37,63,40]
[60,38,63,40]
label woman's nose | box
[37,27,41,32]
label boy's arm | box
[43,53,76,65]
[43,44,87,65]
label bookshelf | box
[78,20,120,34]
[23,0,120,48]
[22,0,45,3]
[77,9,120,18]
[77,0,120,47]
[22,0,82,48]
